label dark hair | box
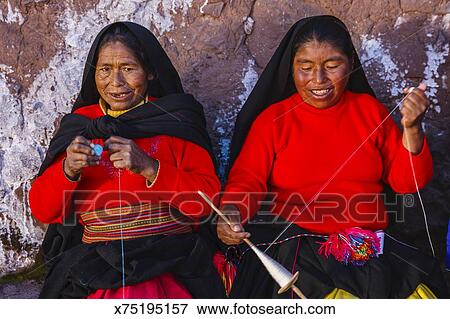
[292,17,354,62]
[95,24,155,76]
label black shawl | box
[228,15,375,168]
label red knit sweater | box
[29,104,220,224]
[222,91,433,234]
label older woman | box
[218,15,447,298]
[30,22,225,298]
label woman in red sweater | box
[29,22,224,298]
[218,16,447,298]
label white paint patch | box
[238,59,259,106]
[0,64,13,74]
[0,1,25,25]
[0,67,44,274]
[394,16,407,29]
[443,14,450,30]
[0,0,193,276]
[360,35,407,97]
[423,43,449,113]
[200,0,208,14]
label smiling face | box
[95,41,153,111]
[292,40,352,109]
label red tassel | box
[318,228,381,266]
[212,251,236,296]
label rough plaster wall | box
[0,0,448,277]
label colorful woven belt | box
[80,203,192,244]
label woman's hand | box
[104,136,159,181]
[216,204,250,245]
[64,136,100,180]
[401,83,430,154]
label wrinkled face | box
[95,41,153,111]
[292,40,351,109]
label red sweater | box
[222,91,433,234]
[29,104,220,224]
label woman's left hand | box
[400,83,430,154]
[400,83,430,129]
[104,136,159,181]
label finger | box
[402,95,427,114]
[403,100,427,118]
[72,159,100,170]
[400,103,413,117]
[70,143,94,155]
[403,87,414,94]
[408,88,428,104]
[403,86,428,106]
[105,143,127,154]
[403,93,423,108]
[112,159,126,169]
[105,136,129,145]
[217,222,245,235]
[232,225,243,232]
[218,231,245,245]
[228,231,251,239]
[71,160,89,170]
[221,232,250,245]
[86,156,101,166]
[218,224,250,239]
[73,136,91,146]
[218,221,245,234]
[69,153,89,162]
[228,221,244,233]
[217,215,239,224]
[110,151,130,162]
[418,82,427,91]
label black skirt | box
[39,224,226,298]
[229,215,449,299]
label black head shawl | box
[38,21,215,176]
[228,15,375,169]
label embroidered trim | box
[80,202,192,244]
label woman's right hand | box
[217,204,251,245]
[64,136,100,180]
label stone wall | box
[0,0,449,276]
